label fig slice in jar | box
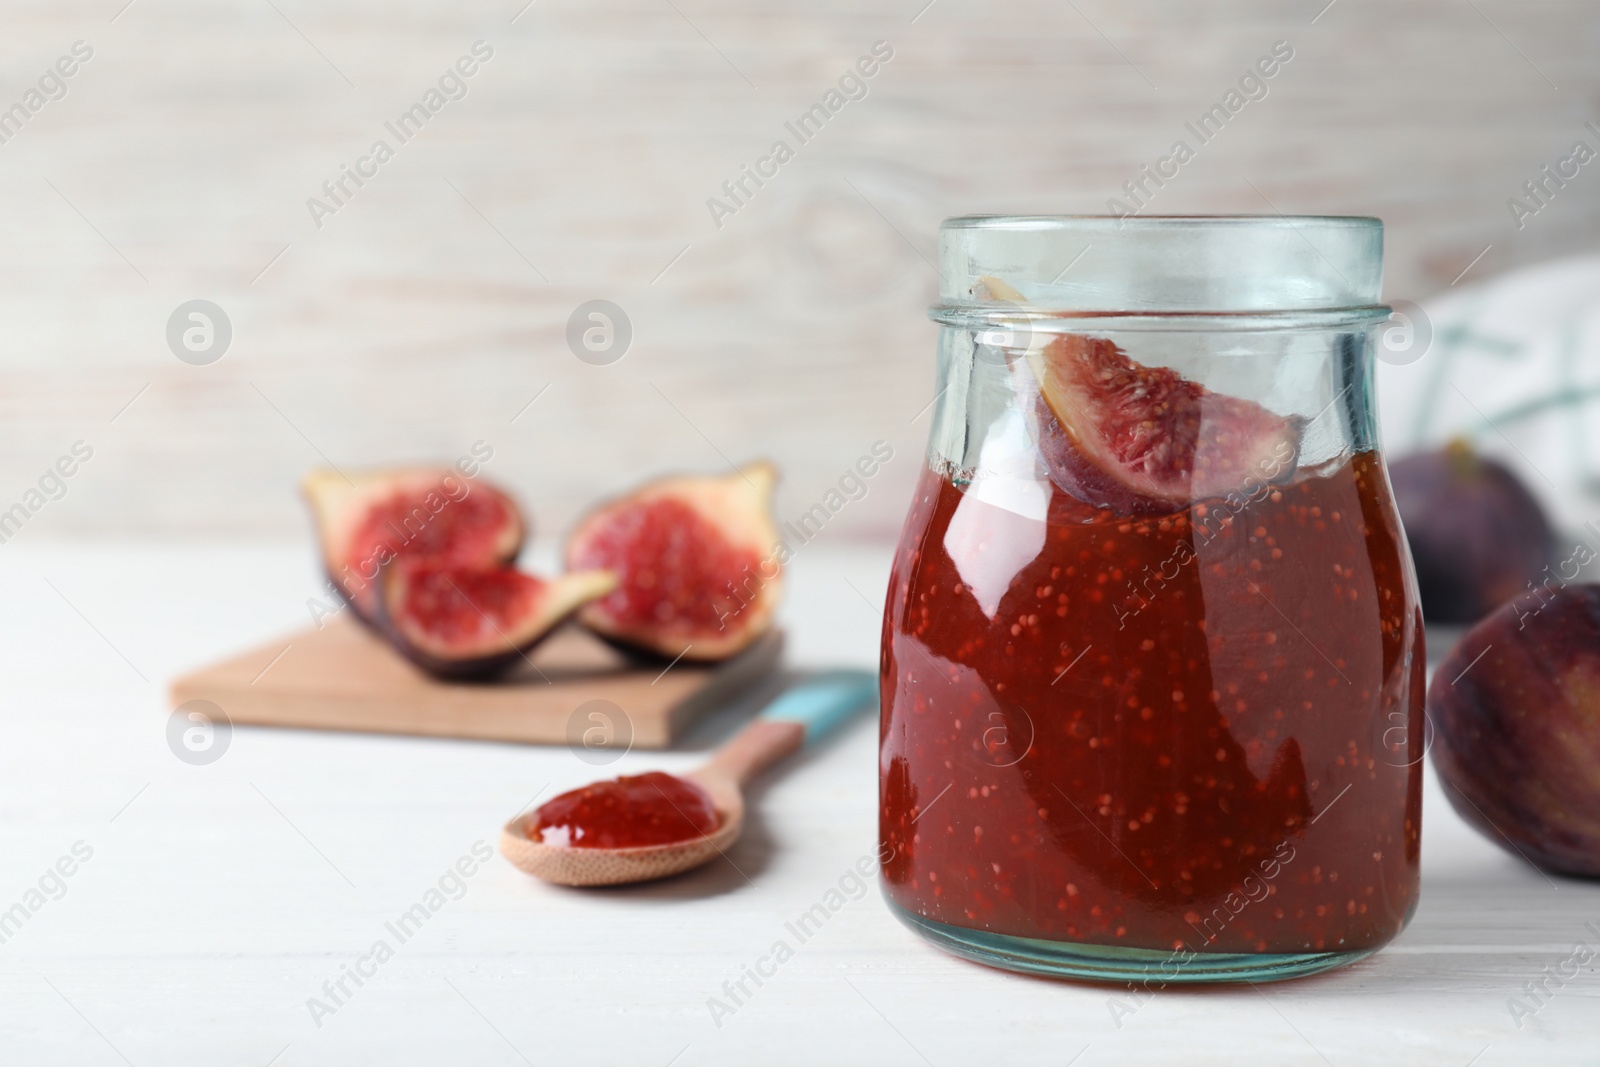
[1026,334,1303,512]
[302,467,524,624]
[376,562,616,679]
[565,463,782,661]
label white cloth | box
[1377,253,1600,532]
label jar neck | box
[937,215,1386,318]
[930,305,1393,333]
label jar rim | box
[928,304,1394,333]
[937,214,1386,314]
[942,214,1383,230]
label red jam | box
[880,453,1424,955]
[533,771,720,849]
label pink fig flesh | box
[565,463,782,661]
[1027,334,1302,513]
[377,562,615,680]
[302,467,524,624]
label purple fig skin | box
[1428,584,1600,878]
[1389,443,1556,624]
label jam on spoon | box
[531,771,720,849]
[501,672,878,886]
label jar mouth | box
[937,214,1386,317]
[929,305,1394,334]
[943,214,1383,229]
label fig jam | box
[533,772,720,849]
[880,453,1424,958]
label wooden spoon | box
[500,671,877,887]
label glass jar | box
[879,216,1424,983]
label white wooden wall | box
[2,0,1598,542]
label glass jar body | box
[878,217,1424,982]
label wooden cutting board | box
[169,617,783,748]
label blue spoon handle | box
[759,670,879,745]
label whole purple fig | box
[1429,583,1600,877]
[1389,439,1556,623]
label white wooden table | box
[1,542,1596,1066]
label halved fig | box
[376,562,616,679]
[302,468,524,624]
[1026,334,1303,513]
[565,463,782,661]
